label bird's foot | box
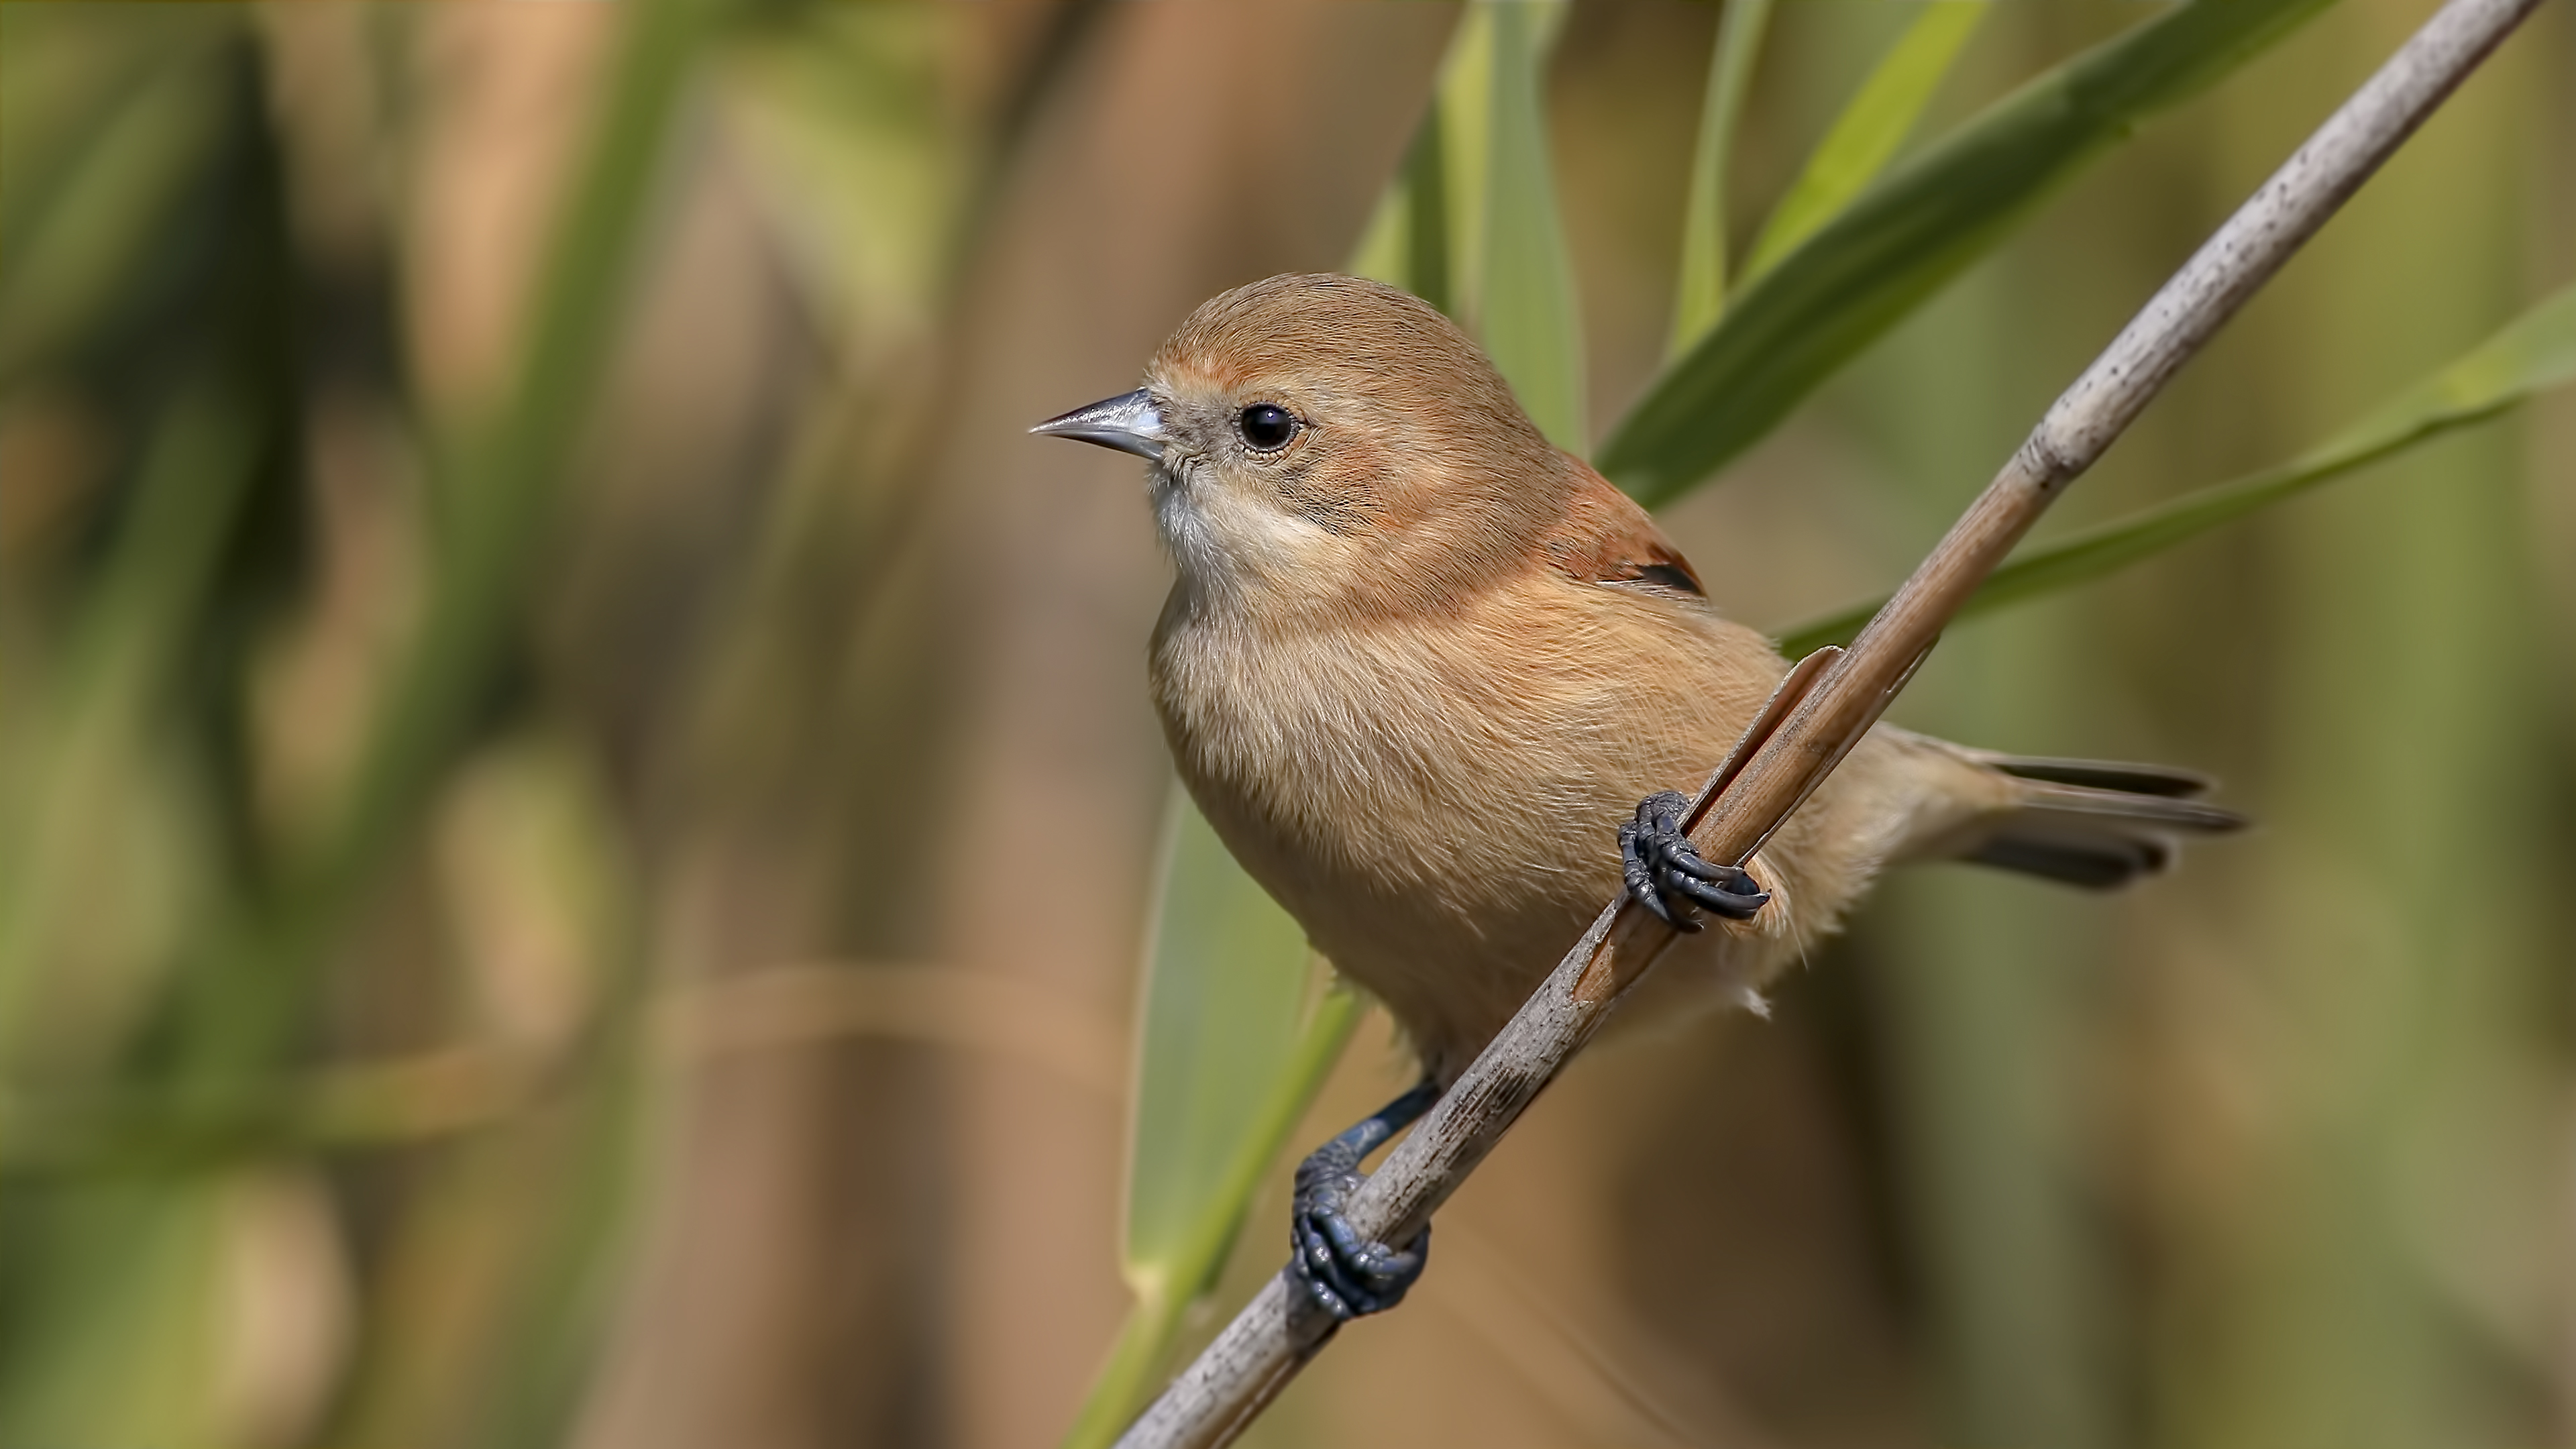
[1619,790,1769,930]
[1289,1080,1439,1323]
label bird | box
[1034,271,2241,1324]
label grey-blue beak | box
[1031,388,1165,462]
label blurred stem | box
[1,960,1130,1175]
[949,0,1114,308]
[477,874,655,1449]
[1668,0,1772,358]
[170,0,724,1083]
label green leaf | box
[1601,0,2338,506]
[0,16,234,388]
[1776,282,2576,657]
[0,1175,243,1446]
[1668,0,1776,356]
[1739,1,1988,285]
[1352,0,1582,446]
[714,3,969,346]
[1120,798,1340,1295]
[1348,99,1452,317]
[1062,796,1362,1449]
[1402,105,1455,319]
[1471,0,1586,453]
[1432,3,1493,307]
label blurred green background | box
[1,1,2570,1447]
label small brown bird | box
[1036,272,2239,1321]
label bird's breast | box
[1159,584,1723,928]
[1147,579,1839,1080]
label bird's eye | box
[1238,404,1297,451]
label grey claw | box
[1672,870,1769,920]
[1620,790,1763,928]
[1288,1082,1439,1322]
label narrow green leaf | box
[1359,3,1583,445]
[1668,0,1776,356]
[1776,283,2576,657]
[1601,0,2338,506]
[1120,798,1334,1291]
[1063,796,1361,1449]
[1739,1,1987,285]
[1437,5,1495,318]
[1404,103,1454,319]
[1474,0,1586,453]
[1347,101,1452,317]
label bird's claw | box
[1287,1081,1438,1323]
[1292,1167,1428,1322]
[1619,790,1768,930]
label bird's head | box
[1033,273,1575,619]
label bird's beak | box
[1030,388,1165,462]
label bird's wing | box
[1538,457,1707,598]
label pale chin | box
[1150,460,1329,606]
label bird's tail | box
[1909,747,2249,889]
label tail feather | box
[1966,833,2168,889]
[1897,741,2249,891]
[1964,750,2217,800]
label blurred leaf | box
[1473,0,1585,452]
[0,5,224,271]
[1064,796,1361,1449]
[322,739,655,1449]
[1668,0,1774,356]
[1601,0,2337,505]
[1120,800,1348,1293]
[716,4,966,359]
[0,380,256,1088]
[0,23,233,388]
[170,0,728,1082]
[1739,0,1987,284]
[1778,282,2576,656]
[0,1177,237,1446]
[1368,3,1585,437]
